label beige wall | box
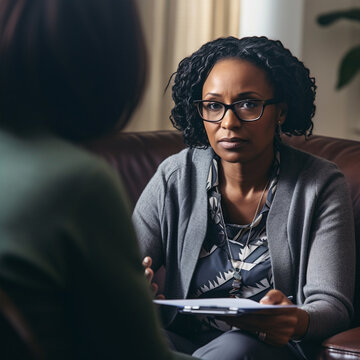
[302,0,360,140]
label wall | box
[240,0,305,58]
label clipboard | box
[154,298,297,317]
[179,305,246,316]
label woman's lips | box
[218,138,248,149]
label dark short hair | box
[170,36,316,148]
[0,0,147,141]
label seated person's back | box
[0,1,194,359]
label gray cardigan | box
[133,143,355,341]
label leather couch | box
[86,130,360,360]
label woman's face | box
[201,58,286,165]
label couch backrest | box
[86,130,360,327]
[86,131,185,205]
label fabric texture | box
[132,142,356,342]
[0,129,193,360]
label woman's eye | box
[205,102,222,111]
[237,100,259,110]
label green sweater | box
[0,129,193,360]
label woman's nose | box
[221,108,242,129]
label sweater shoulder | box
[155,147,212,180]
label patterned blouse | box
[188,152,280,330]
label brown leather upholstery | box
[86,130,360,359]
[86,130,185,206]
[321,328,360,360]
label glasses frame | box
[193,98,280,123]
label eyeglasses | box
[193,98,280,123]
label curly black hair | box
[170,36,316,148]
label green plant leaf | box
[317,8,360,26]
[337,45,360,89]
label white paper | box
[154,298,296,311]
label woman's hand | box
[220,289,309,347]
[142,256,165,299]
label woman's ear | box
[277,102,288,125]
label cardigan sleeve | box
[300,165,355,340]
[132,166,168,272]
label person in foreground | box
[133,36,356,359]
[0,0,196,359]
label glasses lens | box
[234,100,263,121]
[196,99,265,122]
[198,101,225,121]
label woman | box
[133,36,355,360]
[0,1,194,359]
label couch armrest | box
[321,327,360,359]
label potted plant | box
[317,8,360,89]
